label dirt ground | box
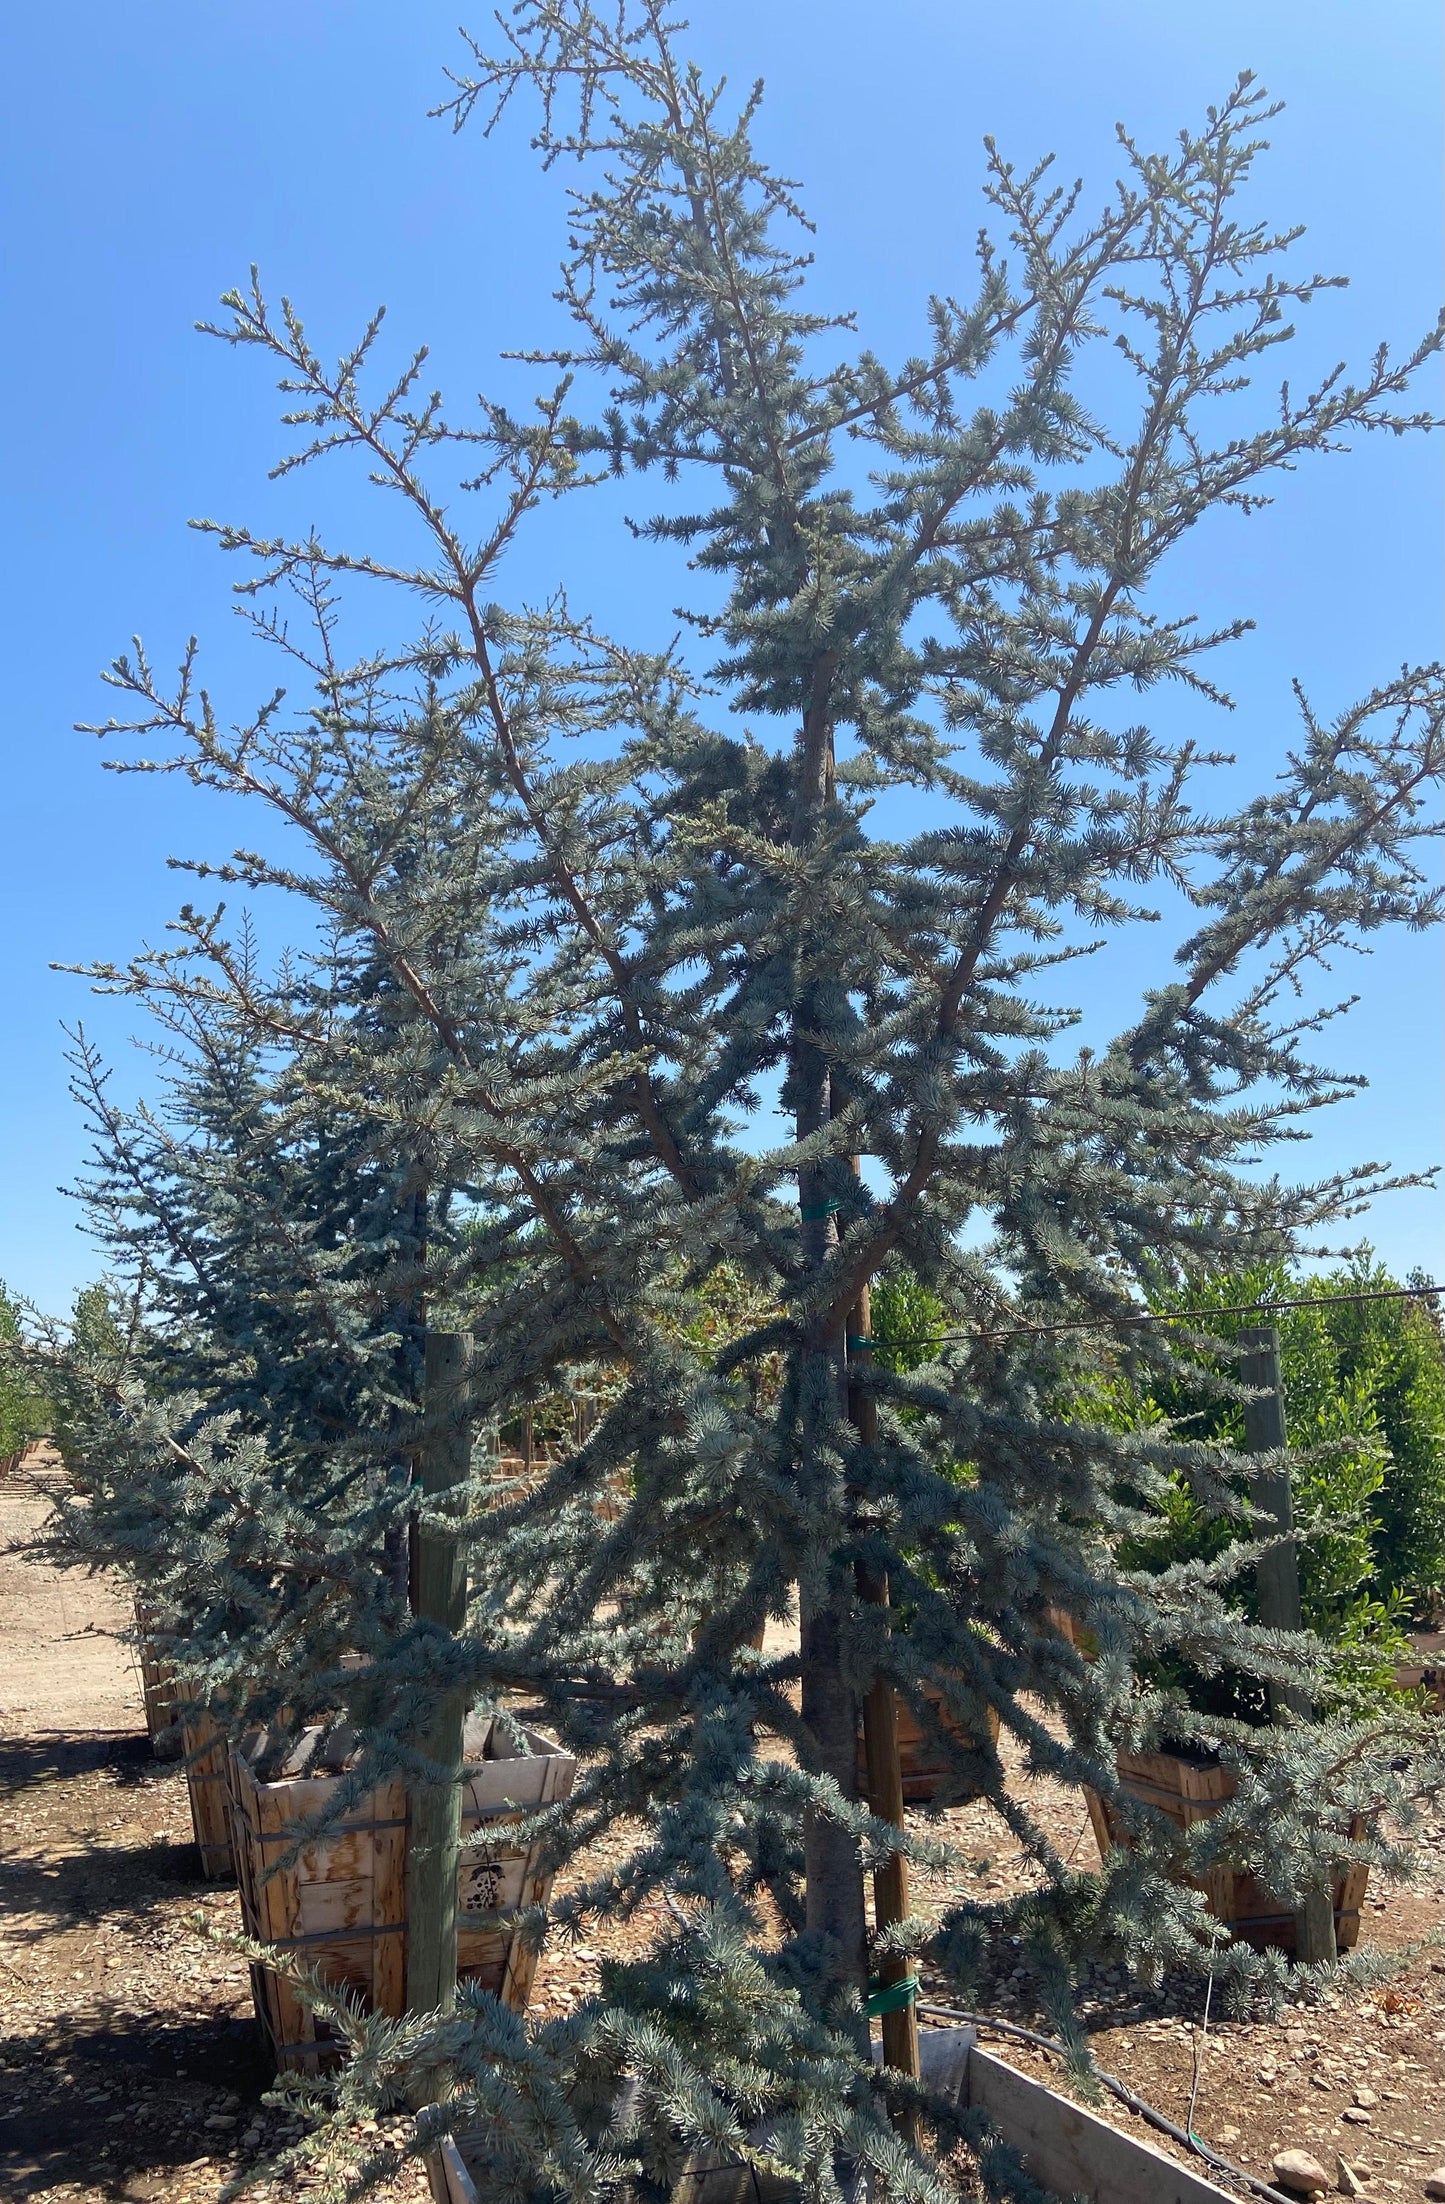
[904,1754,1445,2200]
[0,1456,390,2204]
[3,1455,1442,2204]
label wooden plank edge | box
[429,2134,478,2204]
[435,2027,1240,2204]
[964,2039,1240,2204]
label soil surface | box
[0,1460,428,2204]
[907,1752,1445,2202]
[3,1456,1442,2204]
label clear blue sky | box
[1,0,1440,1316]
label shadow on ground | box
[0,1839,207,1937]
[0,2011,271,2199]
[0,1731,160,1792]
[0,1731,208,1945]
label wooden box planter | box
[229,1712,576,2073]
[857,1687,1002,1806]
[1043,1604,1098,1659]
[1394,1630,1445,1712]
[175,1684,234,1881]
[428,2026,1242,2204]
[134,1604,183,1760]
[493,1453,631,1524]
[132,1602,234,1871]
[1084,1746,1369,1953]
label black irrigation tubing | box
[877,1280,1444,1352]
[914,2002,1299,2204]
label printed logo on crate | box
[457,1850,531,1915]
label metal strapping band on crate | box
[260,1921,408,1949]
[1113,1777,1222,1811]
[1206,1907,1357,1933]
[250,1809,529,1843]
[257,1908,522,1953]
[251,1815,410,1842]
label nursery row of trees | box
[871,1260,1445,1633]
[0,1279,115,1461]
[9,4,1445,2197]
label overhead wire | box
[875,1279,1444,1353]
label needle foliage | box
[35,7,1445,2196]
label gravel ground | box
[901,1737,1445,2199]
[3,1460,1441,2204]
[0,1465,427,2204]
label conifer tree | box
[48,7,1445,2197]
[50,986,427,1726]
[0,1281,50,1461]
[1314,1264,1445,1611]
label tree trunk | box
[799,1580,871,2013]
[792,680,872,2027]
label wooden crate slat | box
[495,1745,560,2011]
[1117,1747,1234,1804]
[965,2038,1239,2204]
[372,1780,408,2020]
[432,2135,477,2204]
[242,1744,315,2062]
[457,1838,535,1919]
[173,1683,234,1879]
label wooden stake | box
[793,1086,870,2018]
[849,1268,921,2090]
[1239,1325,1335,1966]
[406,1329,472,2020]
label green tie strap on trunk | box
[866,1973,920,2018]
[845,1334,873,1353]
[799,1196,843,1221]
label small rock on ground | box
[1270,2149,1331,2197]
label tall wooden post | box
[794,1075,872,2027]
[406,1329,472,2018]
[1239,1326,1335,1965]
[849,1266,921,2093]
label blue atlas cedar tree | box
[33,4,1445,2197]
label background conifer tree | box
[0,1280,51,1461]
